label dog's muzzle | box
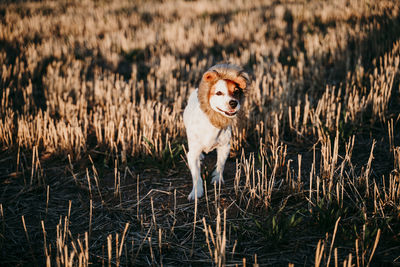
[217,107,237,117]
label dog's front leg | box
[212,143,230,185]
[187,149,204,200]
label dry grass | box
[1,0,400,265]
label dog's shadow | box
[199,150,217,184]
[199,150,237,186]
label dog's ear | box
[203,70,218,83]
[234,72,249,90]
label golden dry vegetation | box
[1,0,400,266]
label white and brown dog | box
[183,63,250,200]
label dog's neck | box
[197,81,233,129]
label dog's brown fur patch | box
[225,79,241,99]
[198,63,250,129]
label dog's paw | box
[188,186,204,201]
[211,170,224,185]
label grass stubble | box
[1,0,400,266]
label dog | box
[183,63,250,200]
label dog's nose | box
[229,100,238,109]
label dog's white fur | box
[183,64,249,200]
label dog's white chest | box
[202,127,231,153]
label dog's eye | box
[233,88,242,97]
[216,91,224,96]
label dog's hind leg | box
[187,148,204,200]
[211,143,230,185]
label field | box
[1,0,400,265]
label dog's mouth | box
[217,107,237,117]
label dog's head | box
[198,63,250,128]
